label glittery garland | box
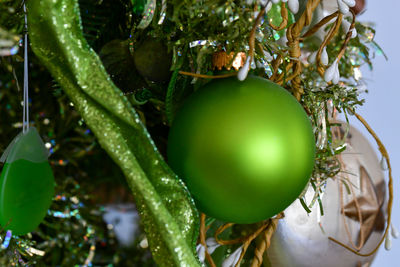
[27,0,200,266]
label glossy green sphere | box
[167,76,315,223]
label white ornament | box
[288,0,299,14]
[222,245,243,267]
[264,50,274,62]
[277,33,288,47]
[391,224,399,239]
[337,0,350,14]
[342,0,356,7]
[342,19,357,38]
[102,204,139,247]
[259,0,269,5]
[332,63,340,84]
[196,244,206,263]
[321,47,329,66]
[206,237,221,254]
[307,48,330,66]
[247,0,254,5]
[196,237,221,263]
[139,238,148,248]
[385,234,392,251]
[267,124,388,267]
[308,51,317,64]
[324,59,340,84]
[266,1,273,12]
[238,56,251,81]
[251,58,257,69]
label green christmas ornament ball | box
[133,38,172,82]
[167,76,315,224]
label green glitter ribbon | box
[27,0,200,266]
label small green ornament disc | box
[167,76,315,224]
[267,2,295,40]
[0,128,55,235]
[132,0,146,15]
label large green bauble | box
[167,76,315,224]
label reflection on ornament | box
[266,123,387,267]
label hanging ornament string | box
[23,3,29,133]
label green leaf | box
[27,0,200,266]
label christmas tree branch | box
[27,0,200,266]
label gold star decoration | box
[343,166,385,249]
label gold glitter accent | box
[212,51,246,71]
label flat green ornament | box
[267,3,295,40]
[0,127,55,235]
[132,0,146,15]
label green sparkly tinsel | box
[27,0,200,266]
